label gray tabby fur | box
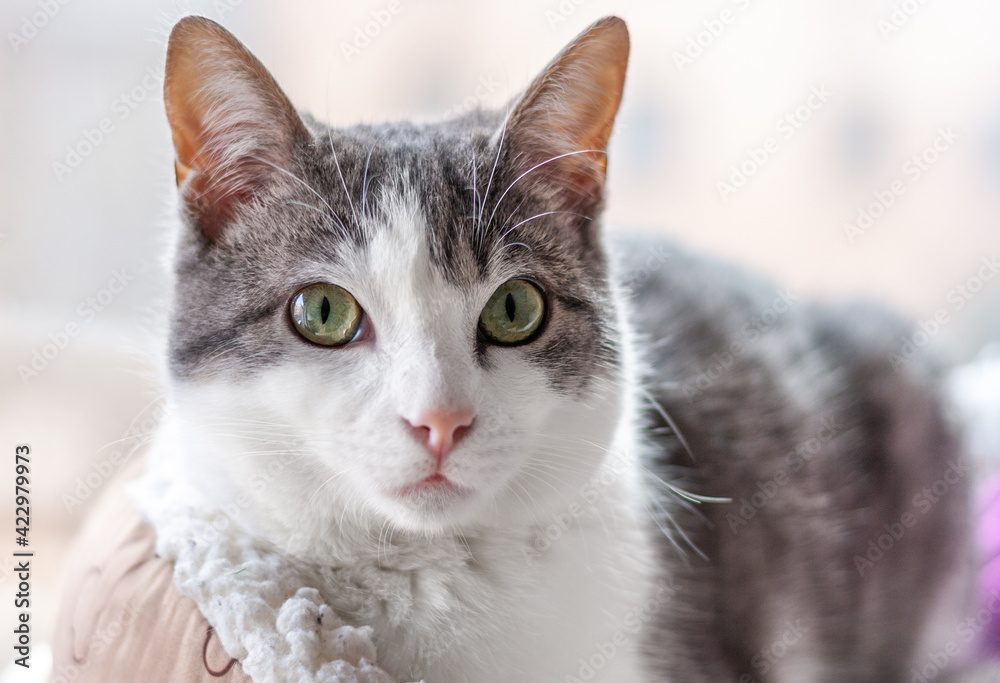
[619,237,974,680]
[169,108,616,397]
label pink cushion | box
[50,460,252,683]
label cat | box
[140,13,974,683]
[623,238,974,681]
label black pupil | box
[505,292,516,322]
[320,296,331,324]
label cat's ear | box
[164,16,310,242]
[501,16,629,215]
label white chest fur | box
[312,470,657,683]
[135,428,657,683]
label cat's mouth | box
[394,473,468,498]
[386,473,477,520]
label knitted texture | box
[131,471,420,683]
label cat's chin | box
[376,476,484,531]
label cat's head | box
[162,15,632,544]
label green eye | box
[479,279,545,346]
[289,283,363,347]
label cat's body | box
[142,14,974,683]
[620,237,973,680]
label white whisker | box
[485,148,605,229]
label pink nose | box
[404,408,475,464]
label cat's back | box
[610,233,973,681]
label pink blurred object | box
[975,473,1000,657]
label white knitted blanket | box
[130,470,420,683]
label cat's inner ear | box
[164,16,310,242]
[502,16,629,215]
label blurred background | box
[1,0,998,680]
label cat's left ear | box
[501,16,629,216]
[164,16,311,242]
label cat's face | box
[162,16,630,540]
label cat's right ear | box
[164,16,310,242]
[499,16,629,217]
